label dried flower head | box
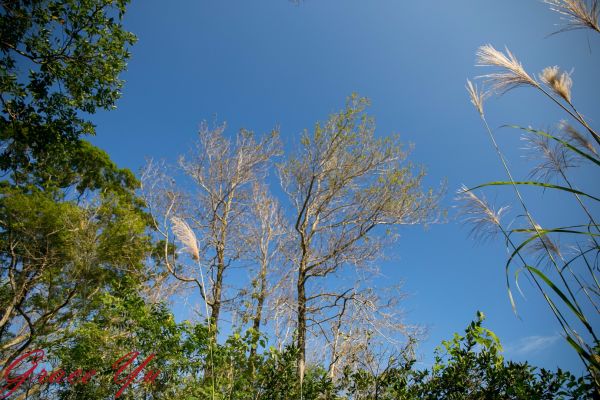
[521,131,576,181]
[544,0,600,33]
[456,185,509,241]
[529,223,562,261]
[171,216,200,260]
[540,66,573,102]
[559,120,598,155]
[476,44,539,93]
[466,79,488,116]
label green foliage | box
[0,2,152,388]
[340,312,592,400]
[4,277,590,400]
[0,0,136,177]
[0,3,593,400]
[27,139,142,200]
[0,185,152,365]
[414,312,584,400]
[52,290,185,399]
[253,345,335,400]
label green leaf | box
[504,125,600,167]
[468,181,600,202]
[526,266,595,336]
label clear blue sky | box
[89,0,599,375]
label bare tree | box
[237,182,286,352]
[278,94,441,383]
[140,159,196,304]
[269,268,297,351]
[143,122,281,337]
[317,285,418,382]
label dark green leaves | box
[0,0,136,180]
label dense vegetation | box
[1,0,598,399]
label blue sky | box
[89,0,599,374]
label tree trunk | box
[250,262,267,360]
[210,206,229,339]
[297,267,307,385]
[210,248,224,339]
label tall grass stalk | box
[464,37,600,387]
[171,217,216,400]
[461,88,586,345]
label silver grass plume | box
[540,66,573,103]
[544,0,600,33]
[521,131,575,181]
[476,45,539,93]
[456,185,509,241]
[529,223,563,261]
[466,79,488,116]
[171,217,200,260]
[170,219,215,400]
[559,121,598,155]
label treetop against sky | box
[86,0,599,375]
[1,1,598,396]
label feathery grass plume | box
[171,216,200,260]
[466,79,488,116]
[559,120,598,155]
[529,223,563,261]
[544,0,600,33]
[476,45,539,93]
[171,216,216,400]
[521,131,576,181]
[456,185,509,241]
[540,66,573,103]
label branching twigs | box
[142,125,281,398]
[280,94,441,386]
[178,122,281,336]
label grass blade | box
[504,125,600,167]
[468,181,600,202]
[526,265,595,337]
